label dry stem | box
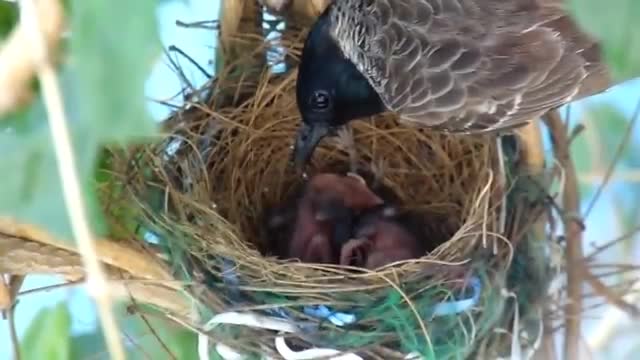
[18,0,124,358]
[0,231,194,319]
[7,302,21,360]
[583,270,640,318]
[0,275,9,310]
[0,218,175,283]
[543,110,584,360]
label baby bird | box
[278,173,384,264]
[340,207,424,269]
[292,0,612,169]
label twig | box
[583,270,640,318]
[7,302,21,360]
[18,280,83,296]
[1,275,24,360]
[587,279,640,350]
[162,46,197,96]
[119,329,155,360]
[583,97,640,218]
[127,298,178,360]
[7,275,25,301]
[564,104,572,133]
[585,224,640,261]
[0,275,10,311]
[543,110,584,360]
[0,221,177,286]
[167,45,213,79]
[0,275,25,315]
[18,0,125,359]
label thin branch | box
[18,0,125,359]
[167,45,213,79]
[583,269,640,318]
[583,97,640,218]
[0,275,9,311]
[1,275,25,316]
[127,298,178,360]
[544,110,584,360]
[1,275,23,360]
[8,302,21,360]
[7,275,25,301]
[585,224,640,261]
[587,279,640,350]
[162,46,196,96]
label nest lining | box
[100,33,549,359]
[153,68,500,275]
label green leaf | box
[589,105,633,155]
[120,308,199,360]
[582,105,638,168]
[20,302,72,360]
[77,304,200,359]
[63,303,201,359]
[68,0,161,142]
[70,331,108,360]
[570,104,637,196]
[0,0,162,241]
[0,100,70,237]
[0,86,106,240]
[0,0,18,39]
[568,0,640,80]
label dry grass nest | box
[100,38,554,359]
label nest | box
[100,18,555,360]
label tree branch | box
[543,110,584,360]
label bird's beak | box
[291,123,330,171]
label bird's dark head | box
[292,7,385,171]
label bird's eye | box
[310,90,331,112]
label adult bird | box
[292,0,611,169]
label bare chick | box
[279,173,384,264]
[340,209,424,269]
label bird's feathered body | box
[327,0,608,132]
[292,0,611,167]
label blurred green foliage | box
[0,0,161,240]
[19,303,200,359]
[19,302,72,360]
[571,105,640,189]
[571,103,640,225]
[569,0,640,80]
[0,0,17,38]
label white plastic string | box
[197,311,355,360]
[203,311,300,333]
[274,336,362,360]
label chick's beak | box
[291,122,330,171]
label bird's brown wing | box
[330,0,610,133]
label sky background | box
[2,0,640,358]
